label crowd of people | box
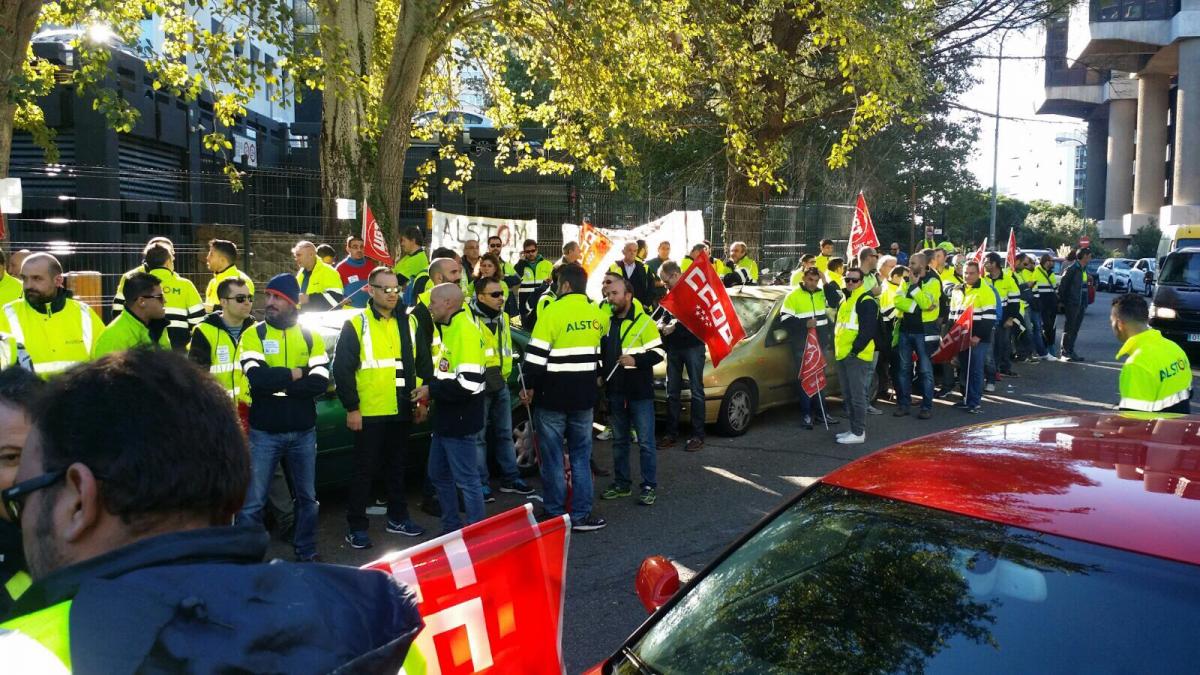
[0,225,1191,638]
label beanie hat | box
[266,273,300,305]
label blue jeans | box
[535,407,594,522]
[1026,310,1048,356]
[959,340,988,408]
[238,428,318,559]
[608,396,657,489]
[665,346,706,439]
[476,386,520,486]
[428,432,486,533]
[898,331,935,411]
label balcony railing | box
[1045,66,1111,88]
[1091,0,1180,22]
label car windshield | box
[730,295,774,338]
[1113,259,1134,270]
[1176,238,1200,250]
[620,485,1198,674]
[1159,253,1200,286]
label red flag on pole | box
[660,251,746,367]
[846,191,880,262]
[363,504,569,674]
[970,238,987,266]
[798,328,827,397]
[932,302,975,364]
[1005,228,1019,271]
[362,203,394,266]
[578,220,613,275]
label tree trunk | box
[317,0,375,236]
[722,168,766,261]
[0,0,44,182]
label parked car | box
[1149,247,1200,348]
[1129,257,1157,296]
[300,309,534,489]
[1097,257,1136,292]
[591,412,1200,674]
[651,286,861,436]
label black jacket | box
[3,526,422,673]
[0,519,25,617]
[848,292,880,358]
[611,259,653,307]
[243,322,329,433]
[659,305,703,351]
[1059,261,1084,309]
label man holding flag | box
[657,261,707,451]
[949,261,996,413]
[893,251,941,419]
[781,266,837,430]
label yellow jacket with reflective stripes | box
[523,292,608,411]
[470,302,513,380]
[1116,328,1192,412]
[835,286,877,362]
[297,261,345,310]
[350,306,416,417]
[92,309,172,358]
[950,280,997,342]
[189,314,252,404]
[114,265,204,349]
[0,294,104,378]
[392,248,430,284]
[205,265,255,311]
[431,309,488,435]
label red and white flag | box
[1005,228,1019,271]
[578,220,614,276]
[798,328,827,397]
[970,238,987,266]
[362,202,394,267]
[363,505,569,674]
[932,302,975,364]
[846,191,880,262]
[660,251,746,367]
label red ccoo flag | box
[798,327,827,397]
[1005,228,1019,271]
[363,504,569,674]
[362,202,394,267]
[932,302,975,364]
[969,238,987,266]
[660,251,746,367]
[846,191,880,262]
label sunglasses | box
[482,290,505,298]
[2,467,66,522]
[140,294,165,302]
[222,294,252,303]
[371,284,401,295]
[845,277,863,283]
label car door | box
[760,298,805,410]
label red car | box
[589,412,1200,673]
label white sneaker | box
[596,427,613,440]
[1042,354,1056,362]
[835,431,851,440]
[836,432,866,445]
[866,406,883,415]
[985,383,996,393]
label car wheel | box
[716,381,756,437]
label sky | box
[954,25,1088,204]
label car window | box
[1159,253,1200,286]
[1114,260,1134,270]
[1176,238,1200,249]
[620,485,1199,675]
[730,295,774,338]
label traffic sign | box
[1079,236,1091,248]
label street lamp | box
[988,29,1012,248]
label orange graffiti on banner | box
[579,222,613,275]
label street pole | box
[989,31,1008,247]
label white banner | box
[429,209,537,267]
[562,210,704,300]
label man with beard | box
[0,350,420,671]
[0,253,104,378]
[0,367,44,616]
[235,274,329,561]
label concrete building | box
[1038,0,1200,248]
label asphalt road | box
[269,292,1168,672]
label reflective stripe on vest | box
[0,599,72,671]
[5,301,94,376]
[360,312,406,387]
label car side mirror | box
[636,555,680,613]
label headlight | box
[1151,305,1177,319]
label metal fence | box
[4,162,854,317]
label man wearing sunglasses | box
[188,278,255,411]
[469,277,535,503]
[833,270,878,444]
[514,239,553,325]
[0,367,44,617]
[92,272,171,358]
[0,350,421,671]
[113,241,205,350]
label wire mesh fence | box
[4,161,855,317]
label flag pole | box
[605,315,653,382]
[817,390,829,430]
[964,343,972,407]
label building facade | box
[1038,0,1200,248]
